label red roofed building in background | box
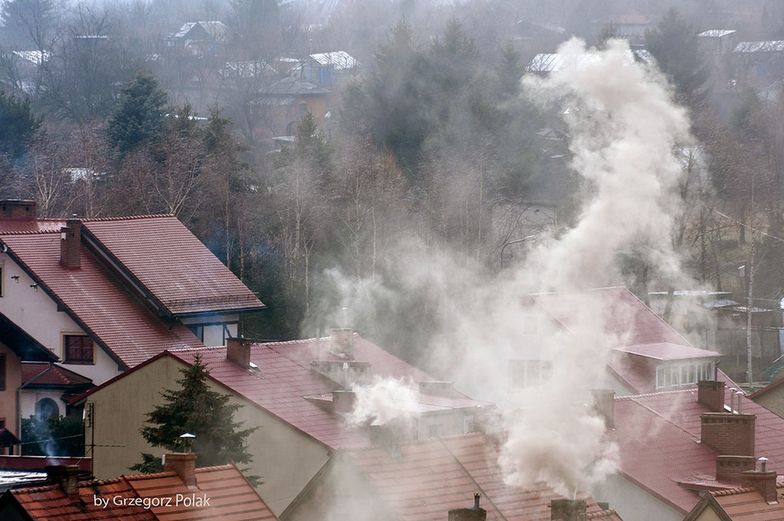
[74,332,492,516]
[282,433,623,521]
[684,478,784,521]
[0,454,277,520]
[0,200,264,438]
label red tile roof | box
[343,433,622,521]
[0,219,65,234]
[167,335,487,450]
[0,231,204,368]
[3,464,277,521]
[701,482,784,520]
[613,375,784,513]
[82,216,264,315]
[22,362,93,387]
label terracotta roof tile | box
[22,362,93,387]
[0,232,203,368]
[7,464,277,520]
[82,216,264,315]
[167,334,487,450]
[345,433,622,521]
[613,375,784,513]
[709,483,784,520]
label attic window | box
[64,335,94,365]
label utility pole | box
[746,171,756,389]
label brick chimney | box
[59,217,81,270]
[448,493,487,521]
[46,465,81,500]
[551,499,587,521]
[0,199,36,220]
[591,389,615,429]
[226,337,251,368]
[716,455,756,482]
[701,413,755,456]
[332,390,356,414]
[163,452,197,488]
[331,328,354,358]
[742,457,778,503]
[697,380,726,412]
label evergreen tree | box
[0,91,40,159]
[131,355,256,473]
[646,9,709,109]
[108,74,167,157]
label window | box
[0,354,5,390]
[64,335,94,364]
[509,359,553,388]
[464,416,477,434]
[187,325,204,342]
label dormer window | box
[656,361,714,389]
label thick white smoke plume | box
[347,377,420,426]
[331,37,695,498]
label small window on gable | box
[64,335,94,364]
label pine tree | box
[108,74,167,157]
[0,91,40,159]
[131,354,256,473]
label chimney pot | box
[0,199,37,221]
[550,499,587,521]
[226,337,251,368]
[697,380,726,412]
[46,465,80,501]
[448,493,487,521]
[742,462,779,503]
[59,218,82,270]
[163,452,197,488]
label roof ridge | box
[122,470,177,481]
[81,213,175,222]
[194,464,234,473]
[710,485,757,496]
[0,229,60,236]
[615,388,695,400]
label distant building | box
[684,475,784,520]
[168,21,228,55]
[74,332,490,515]
[698,29,738,55]
[298,51,359,88]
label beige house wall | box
[0,342,21,435]
[85,355,331,516]
[693,506,723,521]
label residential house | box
[298,51,359,88]
[0,199,264,430]
[0,313,58,447]
[168,21,228,56]
[592,374,784,521]
[597,14,652,47]
[698,30,738,55]
[733,40,784,90]
[684,476,784,520]
[282,432,623,521]
[749,377,784,419]
[74,332,491,515]
[526,287,721,395]
[257,76,330,136]
[20,362,92,421]
[0,455,277,520]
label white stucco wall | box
[0,253,121,385]
[20,389,66,419]
[592,473,687,521]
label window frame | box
[63,334,95,365]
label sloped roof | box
[308,51,358,70]
[0,231,203,368]
[698,29,737,38]
[613,376,784,513]
[166,335,486,450]
[0,218,64,233]
[704,482,784,520]
[734,41,784,53]
[82,216,264,316]
[4,464,276,520]
[21,362,93,388]
[174,21,228,41]
[344,433,622,521]
[615,343,719,361]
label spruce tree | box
[131,354,256,473]
[108,74,167,157]
[0,92,40,159]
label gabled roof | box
[341,433,622,521]
[613,376,784,513]
[174,21,228,41]
[308,51,358,70]
[734,41,784,53]
[0,312,57,362]
[696,482,784,520]
[3,464,277,520]
[0,231,203,368]
[77,334,488,450]
[698,29,737,38]
[81,216,264,316]
[21,362,92,388]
